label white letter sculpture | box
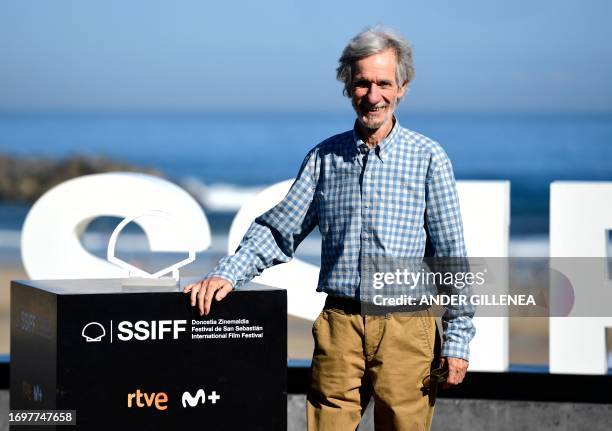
[21,172,211,280]
[550,181,612,374]
[457,181,510,372]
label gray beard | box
[354,103,392,130]
[359,118,384,130]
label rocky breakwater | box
[0,154,163,203]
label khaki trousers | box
[307,301,438,431]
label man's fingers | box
[447,369,465,385]
[185,278,232,315]
[215,284,233,301]
[444,357,468,386]
[442,370,465,387]
[203,282,221,315]
[191,281,205,307]
[197,282,212,315]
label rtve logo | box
[127,389,168,411]
[81,320,187,343]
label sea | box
[1,111,612,266]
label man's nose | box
[367,83,382,104]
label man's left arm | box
[425,148,476,385]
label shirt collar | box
[352,116,400,162]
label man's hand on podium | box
[184,277,234,316]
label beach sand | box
[0,265,26,354]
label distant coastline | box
[0,153,162,203]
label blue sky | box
[1,0,611,112]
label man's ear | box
[398,80,408,99]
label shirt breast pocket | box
[379,179,425,221]
[316,171,358,233]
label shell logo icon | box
[81,322,106,342]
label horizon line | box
[1,108,612,117]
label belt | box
[324,295,430,316]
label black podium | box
[10,278,287,430]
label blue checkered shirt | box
[207,118,475,361]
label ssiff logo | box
[82,320,187,343]
[81,322,106,342]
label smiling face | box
[350,48,407,131]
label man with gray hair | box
[185,27,474,430]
